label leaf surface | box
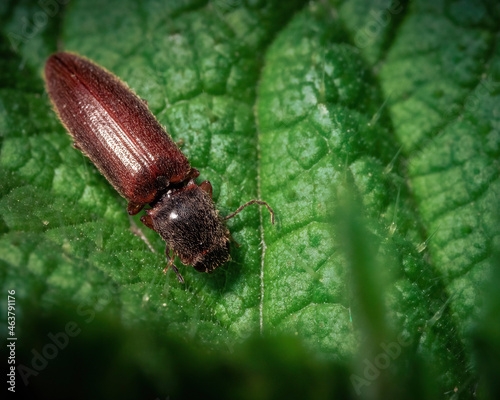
[1,0,499,397]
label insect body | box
[45,52,273,283]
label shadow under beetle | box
[45,52,274,283]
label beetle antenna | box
[163,251,185,284]
[224,200,275,225]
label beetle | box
[44,52,274,283]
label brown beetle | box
[45,52,273,283]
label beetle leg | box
[187,167,200,179]
[128,201,144,215]
[129,215,156,253]
[227,230,240,247]
[140,214,156,231]
[170,265,184,284]
[163,246,184,284]
[199,180,213,198]
[164,246,173,263]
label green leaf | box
[1,0,499,398]
[257,2,475,393]
[377,0,500,339]
[1,0,306,352]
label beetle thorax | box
[148,184,230,272]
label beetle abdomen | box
[45,52,191,205]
